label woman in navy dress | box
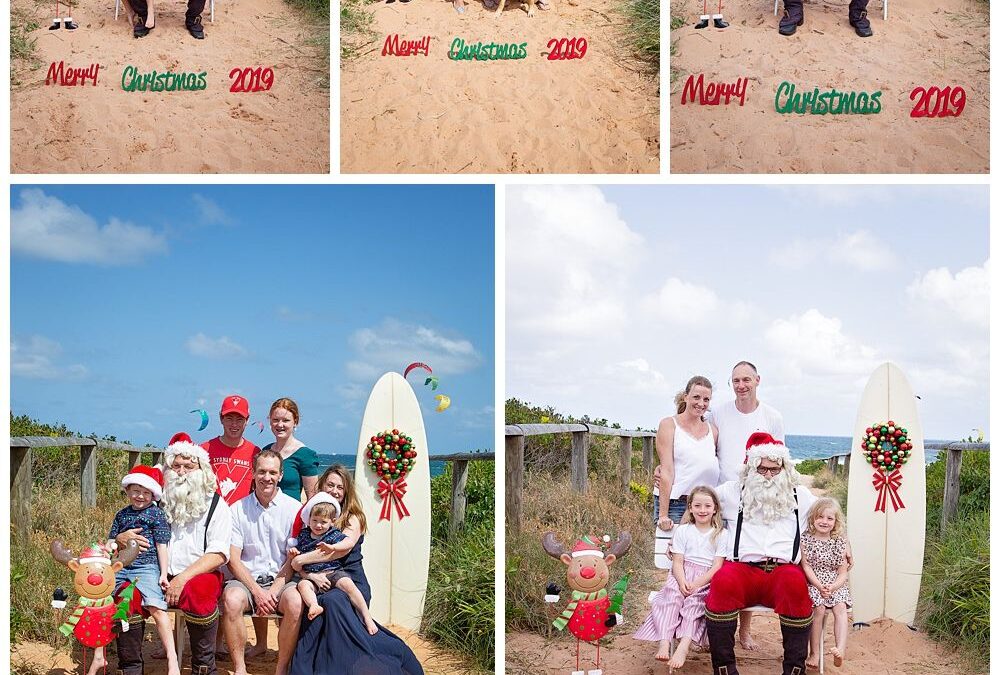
[290,465,423,675]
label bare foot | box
[805,655,819,670]
[245,643,267,659]
[364,616,379,635]
[307,604,324,620]
[668,642,689,671]
[738,631,758,651]
[831,647,843,667]
[655,644,671,662]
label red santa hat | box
[287,492,342,546]
[570,535,605,558]
[164,438,211,469]
[79,542,114,565]
[122,465,164,501]
[744,431,791,465]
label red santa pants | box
[705,561,812,618]
[118,571,223,622]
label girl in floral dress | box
[801,497,852,668]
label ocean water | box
[787,434,943,465]
[317,454,449,479]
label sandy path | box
[669,0,989,173]
[341,0,659,173]
[12,619,472,674]
[11,0,329,173]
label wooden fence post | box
[450,459,469,537]
[80,441,97,508]
[941,445,963,534]
[12,446,32,542]
[129,451,143,470]
[505,434,524,533]
[642,436,654,477]
[570,430,589,494]
[619,436,632,493]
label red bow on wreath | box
[872,468,904,512]
[378,478,411,521]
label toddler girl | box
[801,497,852,668]
[634,485,727,671]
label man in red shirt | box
[202,395,260,505]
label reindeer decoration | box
[51,540,140,675]
[542,532,632,675]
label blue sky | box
[11,185,495,457]
[507,185,989,440]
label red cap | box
[169,432,193,445]
[220,395,249,419]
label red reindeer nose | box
[87,573,105,586]
[579,567,596,580]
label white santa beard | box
[163,468,215,526]
[740,470,798,524]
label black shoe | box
[714,17,729,27]
[849,10,873,36]
[778,11,803,35]
[49,19,60,29]
[63,18,78,29]
[695,17,710,28]
[187,15,204,39]
[133,17,151,37]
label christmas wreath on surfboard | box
[366,429,417,521]
[860,420,912,512]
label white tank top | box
[670,416,720,499]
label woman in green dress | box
[262,397,320,501]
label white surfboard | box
[846,362,925,625]
[355,372,432,630]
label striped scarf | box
[58,595,113,637]
[552,589,607,631]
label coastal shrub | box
[618,0,659,70]
[429,459,495,540]
[795,458,826,475]
[917,509,989,671]
[924,450,988,532]
[341,0,377,60]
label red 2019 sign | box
[229,67,274,93]
[909,86,965,118]
[546,38,587,60]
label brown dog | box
[493,0,538,18]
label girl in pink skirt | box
[634,485,727,671]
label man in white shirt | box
[705,432,815,675]
[115,439,233,675]
[222,450,302,675]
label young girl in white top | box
[801,497,853,668]
[634,485,727,671]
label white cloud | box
[191,194,233,226]
[764,309,879,377]
[11,189,168,265]
[770,230,897,271]
[643,278,720,324]
[602,358,669,393]
[347,319,482,379]
[766,185,893,206]
[11,335,88,379]
[185,333,249,359]
[507,186,644,338]
[906,260,989,329]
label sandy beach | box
[12,618,473,674]
[341,0,659,173]
[669,0,989,173]
[10,0,329,173]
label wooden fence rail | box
[9,437,492,542]
[504,424,989,535]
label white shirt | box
[228,488,301,578]
[168,497,234,576]
[669,523,729,567]
[716,480,816,564]
[668,417,720,499]
[709,400,784,483]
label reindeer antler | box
[606,531,632,559]
[115,540,141,568]
[50,540,75,567]
[542,532,567,559]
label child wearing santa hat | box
[107,465,180,675]
[288,492,379,634]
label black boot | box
[705,610,739,675]
[779,615,812,675]
[778,0,803,35]
[63,17,78,29]
[695,14,710,28]
[48,18,60,29]
[713,15,729,27]
[848,0,873,37]
[186,619,219,675]
[115,619,146,675]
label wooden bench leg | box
[175,612,186,666]
[818,609,828,675]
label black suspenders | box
[732,489,800,563]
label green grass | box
[280,0,330,87]
[618,0,659,72]
[340,0,377,61]
[10,6,41,82]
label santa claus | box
[705,432,829,675]
[114,437,233,675]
